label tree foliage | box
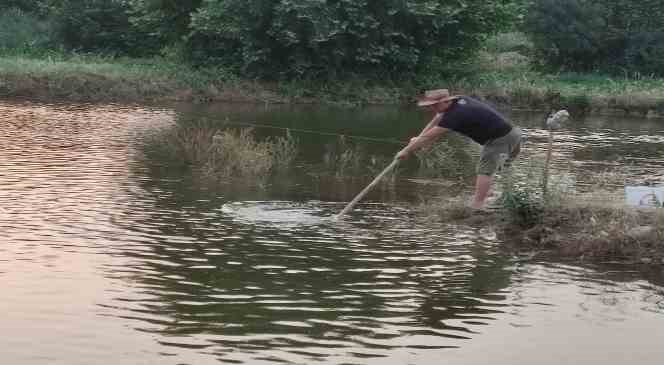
[525,0,664,75]
[0,7,55,52]
[6,0,521,77]
[127,0,203,46]
[0,0,45,12]
[41,0,156,56]
[188,0,519,77]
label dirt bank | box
[1,61,664,116]
[437,205,664,265]
[0,72,292,104]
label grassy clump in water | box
[204,129,275,179]
[323,136,396,182]
[496,157,664,261]
[521,199,664,261]
[426,160,664,263]
[423,105,663,263]
[323,136,365,178]
[144,124,297,184]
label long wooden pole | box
[335,159,399,219]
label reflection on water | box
[220,201,334,226]
[1,100,664,364]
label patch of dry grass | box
[514,200,664,261]
[204,129,275,179]
[420,147,664,264]
[143,125,297,184]
[425,186,664,263]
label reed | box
[323,137,399,185]
[143,125,297,183]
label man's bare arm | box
[396,126,448,159]
[417,113,443,136]
[408,113,443,148]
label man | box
[395,89,522,209]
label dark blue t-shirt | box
[438,96,512,145]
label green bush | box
[624,32,664,76]
[0,0,47,13]
[0,7,57,54]
[50,0,157,56]
[127,0,203,49]
[525,0,664,76]
[501,188,544,227]
[525,0,616,72]
[187,0,520,78]
[499,159,547,228]
[16,0,522,78]
[485,32,532,54]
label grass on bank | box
[0,53,263,102]
[461,68,664,116]
[2,32,664,113]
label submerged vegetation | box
[143,124,397,186]
[143,124,298,184]
[322,136,396,182]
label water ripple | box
[3,102,664,364]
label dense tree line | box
[525,0,664,76]
[183,0,519,77]
[2,0,520,77]
[3,0,664,77]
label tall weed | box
[268,130,298,170]
[323,136,366,178]
[143,125,298,184]
[498,158,547,227]
[204,129,274,179]
[322,136,397,184]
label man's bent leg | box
[471,174,492,209]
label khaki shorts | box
[478,127,522,176]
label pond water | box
[1,100,664,365]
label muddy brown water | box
[1,100,664,365]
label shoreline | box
[2,56,664,118]
[435,205,664,266]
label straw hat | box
[417,89,459,107]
